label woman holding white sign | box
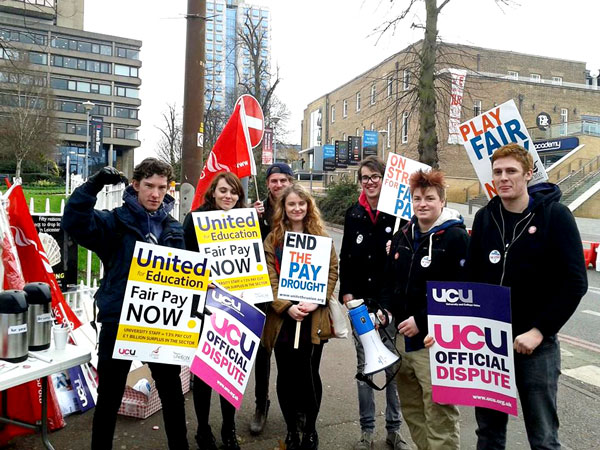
[262,184,338,450]
[183,172,245,450]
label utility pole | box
[180,0,206,218]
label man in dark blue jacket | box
[63,158,189,450]
[468,144,588,450]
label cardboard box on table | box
[117,364,191,419]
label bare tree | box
[0,61,57,178]
[155,103,182,179]
[378,0,513,167]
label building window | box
[530,73,541,83]
[342,133,346,141]
[508,71,519,80]
[370,84,376,105]
[474,100,482,117]
[331,137,335,145]
[331,105,335,123]
[356,92,361,112]
[343,99,348,118]
[116,85,139,99]
[401,112,408,144]
[560,108,568,136]
[355,128,360,136]
[28,52,47,65]
[370,122,375,130]
[115,64,139,77]
[552,76,563,86]
[387,75,393,97]
[403,70,410,91]
[114,106,139,119]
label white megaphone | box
[347,299,399,375]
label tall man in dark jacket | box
[250,162,293,434]
[468,144,588,450]
[339,156,408,450]
[63,159,189,450]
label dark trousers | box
[91,323,189,450]
[274,337,324,434]
[475,336,561,450]
[253,342,271,411]
[192,374,236,437]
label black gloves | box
[88,167,128,191]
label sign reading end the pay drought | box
[278,232,332,305]
[113,242,210,366]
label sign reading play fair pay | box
[113,242,209,365]
[459,99,548,200]
[378,153,431,221]
[278,232,332,305]
[192,208,273,305]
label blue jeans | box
[353,323,402,433]
[476,335,561,450]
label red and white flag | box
[4,183,82,330]
[191,95,263,210]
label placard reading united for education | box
[427,281,517,416]
[191,285,265,409]
[113,242,209,366]
[192,208,273,304]
[277,232,332,305]
[377,153,431,221]
[459,99,548,200]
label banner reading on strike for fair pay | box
[278,232,332,305]
[113,242,210,366]
[191,284,265,409]
[377,153,431,221]
[192,208,273,305]
[459,99,548,200]
[427,281,517,416]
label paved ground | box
[5,202,600,449]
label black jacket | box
[258,195,275,242]
[380,208,469,349]
[467,183,588,337]
[63,183,184,323]
[339,198,397,305]
[182,203,211,252]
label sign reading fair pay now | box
[113,242,210,365]
[193,208,273,305]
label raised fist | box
[88,167,128,188]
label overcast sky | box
[85,0,600,163]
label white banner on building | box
[448,69,467,144]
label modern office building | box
[205,0,270,112]
[0,0,141,177]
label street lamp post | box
[271,116,281,163]
[82,100,95,179]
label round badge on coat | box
[489,250,501,264]
[421,256,432,268]
[385,226,392,234]
[356,234,364,244]
[528,226,537,234]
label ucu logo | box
[118,348,136,356]
[432,288,473,304]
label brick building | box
[301,41,600,191]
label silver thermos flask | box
[0,290,29,362]
[25,282,53,351]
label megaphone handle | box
[294,321,301,349]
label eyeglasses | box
[360,174,382,184]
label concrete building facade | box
[0,0,141,177]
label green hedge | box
[317,179,359,225]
